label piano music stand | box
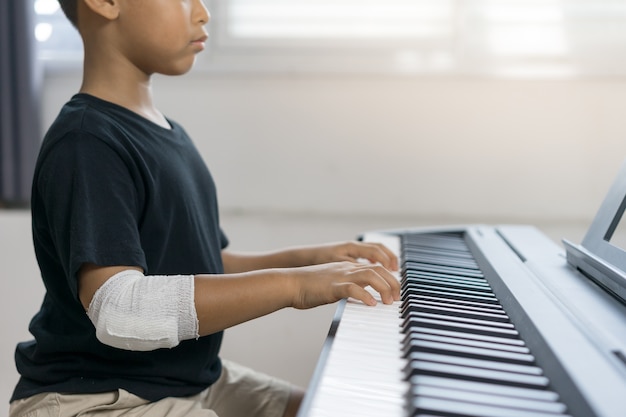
[565,159,626,304]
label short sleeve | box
[34,132,148,299]
[219,228,229,249]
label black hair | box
[58,0,78,27]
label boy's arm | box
[79,259,400,340]
[222,241,398,274]
[194,260,398,335]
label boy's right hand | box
[288,261,400,309]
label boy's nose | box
[196,0,210,24]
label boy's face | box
[116,0,210,76]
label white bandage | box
[87,269,199,351]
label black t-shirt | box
[12,94,229,402]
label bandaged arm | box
[86,269,199,351]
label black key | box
[404,332,531,354]
[403,294,506,313]
[403,339,536,364]
[403,310,515,330]
[408,352,544,376]
[406,359,550,389]
[405,326,526,347]
[414,385,568,414]
[403,283,498,300]
[403,261,485,278]
[402,245,475,259]
[402,301,511,322]
[402,252,479,269]
[403,278,493,294]
[403,316,520,339]
[403,234,469,248]
[403,285,500,305]
[412,375,561,402]
[404,270,490,285]
[410,396,570,417]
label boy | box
[9,0,400,416]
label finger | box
[378,244,400,271]
[350,265,400,304]
[335,282,377,306]
[359,263,401,299]
[348,242,399,271]
[372,274,399,305]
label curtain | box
[0,0,41,208]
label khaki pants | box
[9,360,292,417]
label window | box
[33,0,83,66]
[202,0,458,74]
[33,0,626,78]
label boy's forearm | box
[193,269,295,336]
[221,249,309,274]
[222,241,398,275]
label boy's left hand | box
[304,241,399,272]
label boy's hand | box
[301,241,399,272]
[288,261,401,309]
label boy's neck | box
[80,58,170,130]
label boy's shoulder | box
[50,93,133,133]
[44,94,182,150]
[39,94,138,168]
[45,94,119,141]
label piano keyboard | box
[298,231,572,417]
[400,232,569,417]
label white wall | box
[42,71,626,223]
[3,68,626,408]
[1,212,42,410]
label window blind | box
[208,0,626,77]
[226,0,453,40]
[31,0,626,77]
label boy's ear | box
[81,0,120,20]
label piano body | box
[297,162,626,417]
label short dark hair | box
[58,0,78,27]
